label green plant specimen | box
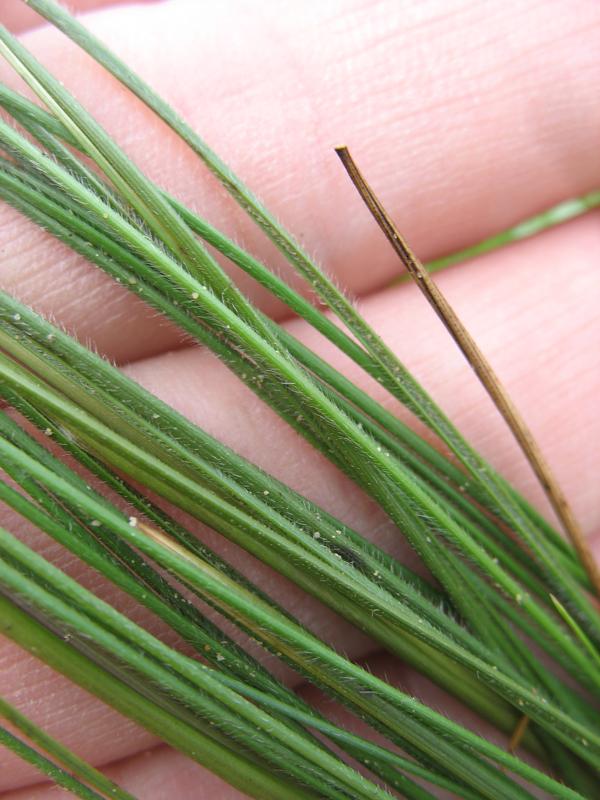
[0,2,598,798]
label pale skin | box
[0,0,599,797]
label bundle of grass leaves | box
[0,2,599,798]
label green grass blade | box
[0,526,555,800]
[0,726,107,800]
[0,26,279,350]
[0,461,442,800]
[1,423,597,785]
[0,596,318,800]
[551,594,600,672]
[0,696,135,800]
[0,528,422,800]
[1,293,597,732]
[424,191,600,274]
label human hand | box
[1,1,599,796]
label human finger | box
[2,0,600,362]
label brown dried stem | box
[335,145,600,598]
